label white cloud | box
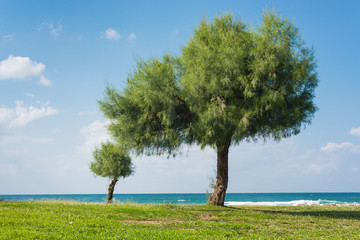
[0,55,51,86]
[320,142,360,152]
[48,20,63,36]
[126,33,136,41]
[3,33,15,40]
[303,162,336,175]
[304,163,325,174]
[0,101,58,128]
[350,127,360,136]
[102,28,121,40]
[0,105,15,124]
[24,93,35,98]
[0,55,45,80]
[38,20,62,36]
[39,75,52,86]
[78,120,110,154]
[0,135,53,146]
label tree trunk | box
[209,141,231,206]
[107,178,118,203]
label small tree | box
[90,142,134,203]
[99,11,318,206]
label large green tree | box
[90,142,134,203]
[99,11,318,206]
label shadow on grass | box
[223,206,244,211]
[172,205,246,213]
[256,209,360,220]
[221,206,360,220]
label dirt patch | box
[120,219,182,225]
[123,220,162,225]
[200,215,218,220]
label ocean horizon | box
[1,192,360,206]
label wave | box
[225,199,360,206]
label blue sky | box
[1,0,359,194]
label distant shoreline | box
[1,192,360,206]
[1,199,359,207]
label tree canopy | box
[99,11,318,205]
[90,141,134,180]
[100,55,193,156]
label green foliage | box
[99,10,318,156]
[181,11,318,148]
[99,55,193,156]
[90,142,134,180]
[1,201,360,239]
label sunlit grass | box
[1,201,360,239]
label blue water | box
[1,193,360,206]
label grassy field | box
[1,200,360,239]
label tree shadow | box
[223,206,244,211]
[256,208,360,220]
[180,205,360,220]
[179,205,245,213]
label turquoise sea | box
[1,193,360,206]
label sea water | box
[1,193,360,206]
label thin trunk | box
[209,141,231,206]
[107,178,118,203]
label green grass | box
[1,201,360,239]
